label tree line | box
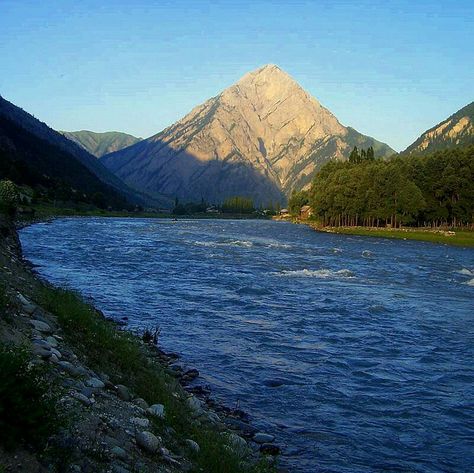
[289,145,474,228]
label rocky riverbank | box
[0,217,281,473]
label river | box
[20,218,474,473]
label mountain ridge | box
[101,64,395,204]
[403,101,474,155]
[61,130,141,157]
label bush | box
[0,180,19,217]
[0,344,63,450]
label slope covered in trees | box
[0,115,130,209]
[308,145,474,228]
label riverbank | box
[0,216,279,473]
[299,221,474,247]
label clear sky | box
[1,0,473,151]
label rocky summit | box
[403,101,474,155]
[101,65,394,204]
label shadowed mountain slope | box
[101,65,395,204]
[0,96,170,207]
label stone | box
[185,439,200,453]
[50,348,62,359]
[71,392,92,407]
[30,319,52,333]
[259,443,281,455]
[86,377,105,389]
[32,345,52,359]
[253,432,275,444]
[110,446,128,461]
[135,431,160,454]
[182,368,199,381]
[18,293,37,314]
[205,411,220,424]
[112,465,130,473]
[186,396,204,415]
[134,398,149,410]
[58,361,85,377]
[146,404,165,419]
[228,433,248,451]
[116,384,131,401]
[46,336,59,347]
[131,417,150,429]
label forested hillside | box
[0,115,130,209]
[305,145,474,227]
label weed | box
[0,344,64,450]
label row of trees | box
[307,145,474,227]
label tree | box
[0,180,19,217]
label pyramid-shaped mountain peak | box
[101,66,395,205]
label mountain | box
[61,130,141,157]
[403,102,474,155]
[101,65,395,204]
[0,113,129,208]
[0,95,169,207]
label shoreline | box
[278,217,474,248]
[1,216,281,473]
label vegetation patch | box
[0,344,64,451]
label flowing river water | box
[20,218,474,473]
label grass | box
[38,286,275,473]
[312,225,474,248]
[0,344,64,451]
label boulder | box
[135,431,160,454]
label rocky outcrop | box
[403,101,474,155]
[101,65,395,205]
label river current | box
[20,218,474,473]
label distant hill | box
[61,130,141,157]
[0,96,171,208]
[101,64,395,205]
[403,102,474,155]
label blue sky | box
[1,0,472,151]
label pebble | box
[86,377,105,389]
[71,392,92,407]
[135,431,160,454]
[18,293,37,314]
[253,432,275,444]
[131,417,150,429]
[116,384,131,401]
[50,347,62,359]
[227,433,248,451]
[182,368,199,381]
[185,439,200,453]
[146,404,165,419]
[259,443,281,455]
[32,345,52,358]
[134,398,149,410]
[111,465,130,473]
[46,335,59,347]
[186,396,204,415]
[58,361,85,377]
[110,446,128,461]
[30,319,52,334]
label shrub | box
[0,180,19,217]
[0,344,63,450]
